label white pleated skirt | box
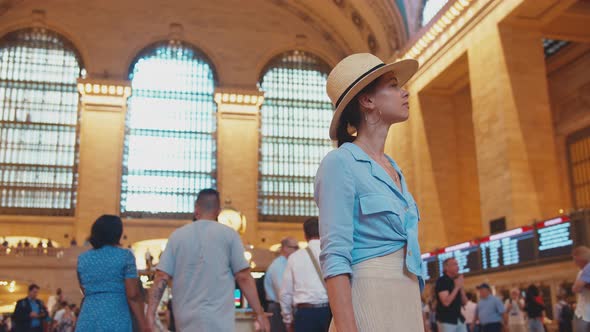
[329,249,425,332]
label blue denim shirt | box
[314,143,424,290]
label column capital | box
[214,87,264,117]
[77,78,131,110]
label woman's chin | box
[394,109,410,123]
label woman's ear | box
[358,93,374,110]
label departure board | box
[421,253,439,281]
[437,242,481,276]
[537,217,574,259]
[420,216,578,282]
[480,226,536,270]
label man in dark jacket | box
[12,284,47,332]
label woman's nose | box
[401,89,409,98]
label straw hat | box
[326,53,418,140]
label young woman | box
[75,215,148,332]
[315,53,422,331]
[524,285,545,332]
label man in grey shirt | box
[146,189,269,332]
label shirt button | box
[405,207,409,212]
[408,250,412,256]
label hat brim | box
[329,59,419,140]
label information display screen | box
[437,242,481,276]
[480,226,536,270]
[421,253,439,281]
[537,217,574,259]
[420,216,577,281]
[234,289,242,308]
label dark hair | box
[28,284,40,292]
[195,188,221,213]
[89,214,123,249]
[525,284,539,303]
[303,217,320,239]
[60,301,68,307]
[466,292,475,302]
[336,79,379,147]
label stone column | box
[468,24,563,231]
[74,79,131,241]
[214,88,264,245]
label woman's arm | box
[326,275,358,332]
[315,152,357,331]
[125,278,148,332]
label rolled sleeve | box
[315,151,355,279]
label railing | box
[0,246,65,257]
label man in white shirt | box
[461,292,477,332]
[504,288,526,332]
[572,246,590,332]
[52,301,66,329]
[265,237,299,332]
[280,217,331,332]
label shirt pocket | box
[359,193,406,237]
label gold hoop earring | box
[365,110,381,126]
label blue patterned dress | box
[75,246,138,332]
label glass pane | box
[258,50,333,221]
[0,28,83,215]
[121,41,216,219]
[422,0,448,27]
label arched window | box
[0,28,84,215]
[421,0,448,27]
[258,50,333,222]
[121,41,217,218]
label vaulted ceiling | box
[0,0,415,85]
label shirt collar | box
[341,142,406,197]
[341,142,402,171]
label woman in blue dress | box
[76,215,148,332]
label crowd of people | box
[0,286,80,332]
[418,247,590,332]
[0,239,58,256]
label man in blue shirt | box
[475,283,505,332]
[264,237,299,332]
[13,284,47,332]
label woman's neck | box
[355,124,389,157]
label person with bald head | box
[265,237,299,332]
[146,189,270,332]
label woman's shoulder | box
[320,144,355,165]
[79,246,130,259]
